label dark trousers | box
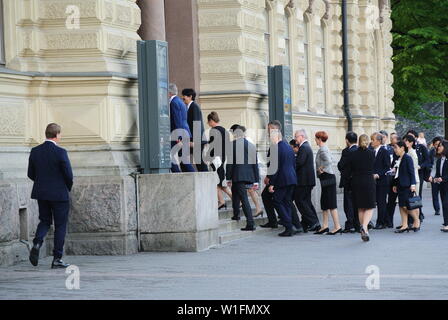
[262,185,277,225]
[272,185,295,231]
[294,186,319,229]
[432,182,441,212]
[376,184,389,226]
[192,144,208,172]
[231,182,254,227]
[171,162,196,173]
[386,185,398,226]
[418,171,425,217]
[33,200,70,259]
[440,183,448,226]
[343,188,360,230]
[262,185,302,229]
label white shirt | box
[299,139,308,148]
[169,95,176,103]
[374,146,381,157]
[45,139,57,145]
[440,157,446,177]
[187,101,193,110]
[394,158,401,179]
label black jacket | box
[226,138,260,183]
[435,157,448,183]
[337,144,358,188]
[28,141,73,201]
[373,147,392,186]
[295,141,316,187]
[269,141,297,188]
[187,101,206,144]
[395,154,417,188]
[416,143,430,179]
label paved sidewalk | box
[1,188,447,300]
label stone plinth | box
[139,172,218,252]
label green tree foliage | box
[391,0,448,124]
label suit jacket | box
[296,140,316,187]
[226,138,260,183]
[435,157,448,183]
[269,140,297,188]
[170,96,191,140]
[416,143,430,179]
[337,144,358,188]
[373,147,391,186]
[315,145,334,175]
[396,154,417,188]
[27,141,73,201]
[187,101,206,144]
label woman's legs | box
[248,188,262,213]
[329,208,341,232]
[217,187,225,206]
[409,209,420,228]
[398,207,409,229]
[319,210,329,231]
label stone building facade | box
[0,0,395,266]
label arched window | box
[303,14,311,111]
[264,1,272,66]
[319,21,327,112]
[283,10,291,66]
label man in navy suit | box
[268,126,298,237]
[371,132,392,229]
[182,88,208,172]
[337,131,360,233]
[28,123,73,269]
[169,83,195,173]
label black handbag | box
[406,192,423,210]
[319,174,336,188]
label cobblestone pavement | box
[1,188,447,300]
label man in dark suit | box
[293,129,321,232]
[386,133,400,228]
[169,83,195,173]
[337,131,360,233]
[226,126,259,231]
[371,132,392,229]
[268,127,298,236]
[28,123,73,269]
[406,130,430,220]
[182,88,208,172]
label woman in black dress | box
[346,134,376,241]
[207,112,232,209]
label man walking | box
[293,129,321,232]
[182,88,208,172]
[28,123,73,269]
[337,131,360,233]
[430,136,443,215]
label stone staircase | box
[217,200,275,245]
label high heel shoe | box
[394,227,409,233]
[326,228,343,235]
[314,227,329,235]
[253,210,264,218]
[411,226,421,232]
[360,227,370,242]
[218,203,227,210]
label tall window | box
[320,21,327,111]
[0,0,5,65]
[283,11,290,66]
[303,15,310,111]
[264,2,272,66]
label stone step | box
[219,216,269,233]
[218,206,264,220]
[218,227,275,245]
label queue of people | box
[168,83,448,241]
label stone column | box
[165,0,200,93]
[137,0,166,41]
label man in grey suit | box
[226,125,259,231]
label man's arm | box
[61,149,74,192]
[27,151,35,181]
[419,145,431,169]
[337,148,347,172]
[296,145,308,169]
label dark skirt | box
[320,173,337,210]
[397,186,413,208]
[211,163,225,187]
[351,174,376,209]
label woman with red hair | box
[314,131,342,235]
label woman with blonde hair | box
[346,134,376,241]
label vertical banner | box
[137,40,171,174]
[268,65,293,142]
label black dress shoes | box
[231,216,240,221]
[314,227,329,235]
[29,243,41,267]
[51,259,70,269]
[278,229,294,237]
[373,224,386,230]
[342,228,356,233]
[367,222,375,230]
[435,210,440,216]
[307,223,321,232]
[260,222,278,228]
[292,226,305,234]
